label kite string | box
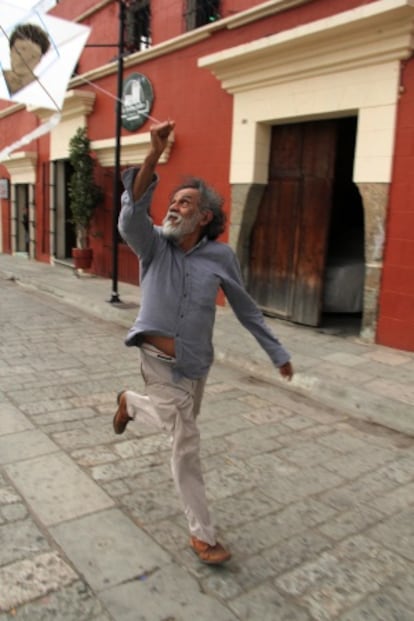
[78,75,162,124]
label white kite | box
[0,0,90,157]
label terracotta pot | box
[72,247,93,269]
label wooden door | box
[248,120,337,326]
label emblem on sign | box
[121,72,154,131]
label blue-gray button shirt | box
[118,167,291,380]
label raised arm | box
[118,120,175,261]
[132,120,175,202]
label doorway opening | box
[320,117,364,336]
[54,159,75,262]
[14,183,29,255]
[247,116,364,336]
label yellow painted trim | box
[0,151,37,184]
[91,131,174,167]
[199,0,414,93]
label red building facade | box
[1,0,413,351]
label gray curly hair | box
[170,177,226,240]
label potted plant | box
[68,126,103,269]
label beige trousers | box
[124,344,216,545]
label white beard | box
[162,211,202,241]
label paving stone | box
[245,452,300,481]
[19,399,75,416]
[0,581,108,621]
[113,435,170,459]
[70,446,119,467]
[364,378,414,406]
[5,453,114,525]
[322,446,397,479]
[318,467,406,511]
[267,465,345,503]
[202,571,244,600]
[387,571,414,609]
[101,479,131,498]
[316,430,370,452]
[32,407,98,426]
[120,481,183,524]
[228,583,312,620]
[275,535,409,621]
[199,412,253,438]
[91,454,165,482]
[206,532,332,596]
[338,591,414,621]
[322,352,365,367]
[100,563,239,621]
[276,441,341,467]
[7,385,75,405]
[367,508,414,561]
[237,393,275,409]
[0,430,59,465]
[50,508,170,591]
[212,490,280,529]
[241,405,294,425]
[0,552,77,612]
[0,487,21,504]
[143,519,188,556]
[124,463,172,490]
[1,503,28,522]
[0,405,33,436]
[316,504,384,541]
[222,426,282,459]
[205,462,261,501]
[310,361,373,385]
[51,426,118,451]
[0,519,50,566]
[369,481,414,516]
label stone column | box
[356,182,389,342]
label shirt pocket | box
[189,273,220,309]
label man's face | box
[10,37,42,76]
[162,188,204,241]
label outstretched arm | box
[221,249,294,382]
[132,120,175,202]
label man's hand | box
[132,120,175,202]
[279,361,294,381]
[150,120,175,159]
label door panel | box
[249,179,299,315]
[248,120,337,326]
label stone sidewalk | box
[1,253,414,436]
[1,278,414,621]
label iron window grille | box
[125,0,151,52]
[185,0,221,31]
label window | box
[185,0,220,31]
[125,0,151,52]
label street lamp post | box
[108,0,126,303]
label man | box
[2,23,50,97]
[115,120,294,565]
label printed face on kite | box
[10,37,43,75]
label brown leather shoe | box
[113,391,132,434]
[190,537,231,565]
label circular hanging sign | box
[121,73,154,131]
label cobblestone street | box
[1,279,414,620]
